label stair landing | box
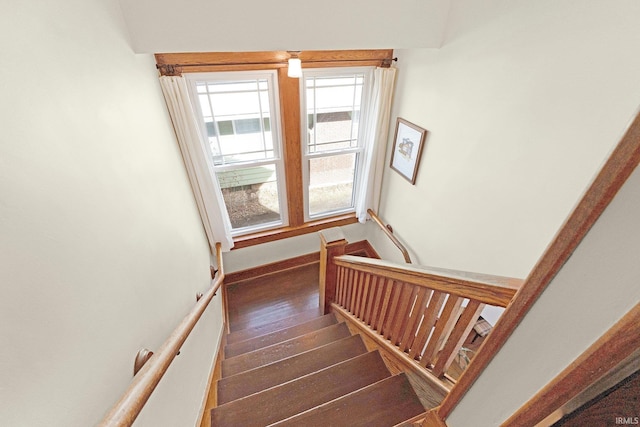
[201,262,427,427]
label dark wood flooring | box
[226,263,321,332]
[200,261,484,426]
[200,263,321,427]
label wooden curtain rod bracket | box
[156,64,182,76]
[381,57,398,68]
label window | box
[187,71,288,235]
[156,50,394,246]
[301,69,373,220]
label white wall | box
[372,0,640,280]
[448,136,640,426]
[223,222,369,273]
[363,1,640,423]
[0,1,221,426]
[118,0,450,53]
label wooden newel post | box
[318,228,348,315]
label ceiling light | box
[287,51,302,78]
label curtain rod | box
[157,57,398,76]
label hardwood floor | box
[226,263,321,332]
[200,263,321,427]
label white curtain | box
[159,76,234,252]
[355,67,397,222]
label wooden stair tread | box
[222,322,351,377]
[225,313,338,358]
[269,373,425,427]
[218,334,368,405]
[226,307,323,345]
[211,351,390,427]
[229,295,320,333]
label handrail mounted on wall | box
[367,209,412,263]
[99,242,225,427]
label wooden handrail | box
[99,242,225,427]
[328,252,523,383]
[334,255,522,307]
[502,302,640,426]
[436,109,640,423]
[367,209,412,263]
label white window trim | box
[299,67,375,222]
[185,70,289,236]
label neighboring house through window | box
[302,68,371,220]
[156,50,395,247]
[187,72,288,235]
[187,67,374,237]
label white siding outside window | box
[300,67,374,220]
[187,71,288,235]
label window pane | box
[305,75,364,153]
[234,118,261,134]
[216,164,282,229]
[308,153,356,216]
[196,78,275,165]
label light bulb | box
[288,58,302,78]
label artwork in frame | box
[389,118,427,184]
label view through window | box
[186,65,375,237]
[302,70,370,219]
[189,72,288,234]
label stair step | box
[211,351,391,426]
[222,322,351,377]
[229,296,320,333]
[225,313,338,358]
[226,307,323,345]
[218,334,368,405]
[269,373,425,427]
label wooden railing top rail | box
[433,110,640,424]
[99,243,225,427]
[334,255,523,307]
[367,209,412,263]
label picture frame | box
[389,118,427,184]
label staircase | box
[211,308,426,426]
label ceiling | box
[118,0,450,53]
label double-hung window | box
[156,50,394,246]
[187,71,288,235]
[301,68,373,220]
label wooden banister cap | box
[318,227,347,244]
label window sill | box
[231,213,359,250]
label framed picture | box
[389,118,427,184]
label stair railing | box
[318,229,522,385]
[367,209,412,263]
[99,242,225,427]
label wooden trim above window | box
[157,50,391,247]
[155,50,395,76]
